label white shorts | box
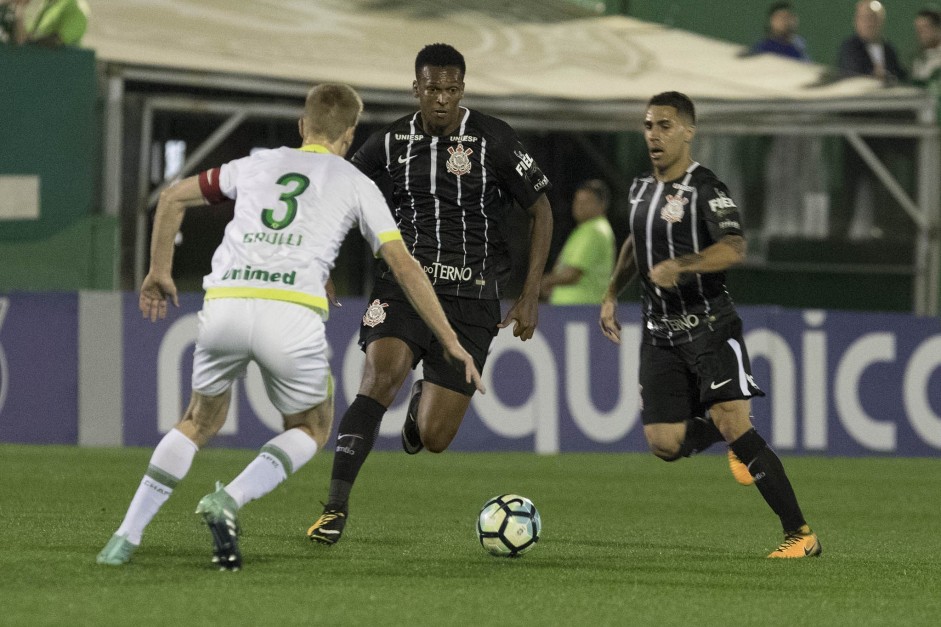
[191,298,330,415]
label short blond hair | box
[303,83,363,141]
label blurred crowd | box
[0,0,88,47]
[744,1,941,243]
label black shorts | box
[639,316,764,425]
[358,279,500,396]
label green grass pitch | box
[1,444,939,625]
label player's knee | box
[425,441,447,454]
[420,424,455,453]
[420,430,448,453]
[650,446,683,462]
[646,437,683,462]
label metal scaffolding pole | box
[101,71,124,289]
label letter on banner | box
[472,330,558,454]
[835,333,895,452]
[904,336,941,448]
[565,322,638,442]
[801,311,828,450]
[744,329,797,448]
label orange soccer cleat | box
[767,525,822,559]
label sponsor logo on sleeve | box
[708,189,737,215]
[513,150,534,177]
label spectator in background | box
[540,179,615,305]
[750,2,809,61]
[28,0,88,47]
[838,0,906,84]
[838,1,907,241]
[911,7,941,86]
[751,3,829,241]
[0,0,29,44]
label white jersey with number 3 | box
[198,144,401,316]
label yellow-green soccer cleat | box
[96,533,138,566]
[307,504,348,545]
[767,525,822,559]
[195,481,242,571]
[728,449,755,486]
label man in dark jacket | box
[838,0,906,84]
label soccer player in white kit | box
[97,83,484,570]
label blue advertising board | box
[1,293,939,456]
[118,297,941,456]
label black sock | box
[327,395,386,508]
[730,428,807,533]
[678,415,725,457]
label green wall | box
[0,216,116,290]
[0,44,114,290]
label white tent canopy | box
[85,0,923,104]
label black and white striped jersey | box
[627,162,743,346]
[351,107,550,300]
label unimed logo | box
[0,298,9,416]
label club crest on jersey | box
[446,143,473,176]
[661,194,688,223]
[362,299,389,328]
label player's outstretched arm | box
[599,235,637,344]
[140,176,206,322]
[500,193,553,340]
[648,234,746,289]
[380,240,486,394]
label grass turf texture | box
[1,444,938,625]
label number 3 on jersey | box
[262,173,310,230]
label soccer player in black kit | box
[599,92,821,558]
[307,43,553,544]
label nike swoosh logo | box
[804,540,819,556]
[337,433,364,441]
[397,155,416,164]
[710,379,732,390]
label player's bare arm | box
[600,235,637,344]
[540,265,583,299]
[380,240,486,393]
[648,234,746,289]
[499,193,553,341]
[139,176,208,322]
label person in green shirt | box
[29,0,88,46]
[541,179,616,305]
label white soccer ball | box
[476,494,541,557]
